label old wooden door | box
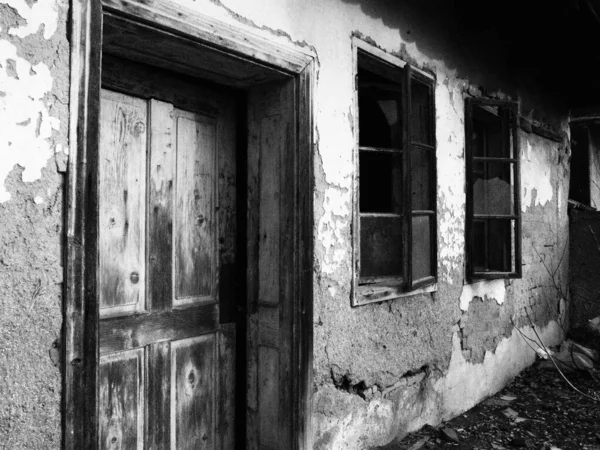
[97,57,238,449]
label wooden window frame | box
[65,1,315,448]
[352,38,438,307]
[465,97,522,280]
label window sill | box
[353,282,437,307]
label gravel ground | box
[376,358,600,450]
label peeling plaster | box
[0,0,59,39]
[313,321,563,448]
[459,280,506,311]
[437,321,563,418]
[0,40,59,202]
[521,138,553,212]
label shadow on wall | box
[338,0,581,121]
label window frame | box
[464,97,522,280]
[352,38,437,307]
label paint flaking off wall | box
[0,40,59,202]
[521,139,553,212]
[459,279,505,311]
[1,0,59,39]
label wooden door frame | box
[64,1,315,448]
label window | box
[465,99,521,279]
[353,46,437,306]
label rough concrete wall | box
[0,0,69,447]
[156,0,570,448]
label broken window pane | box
[467,100,520,279]
[410,77,433,146]
[360,151,402,213]
[360,215,403,278]
[359,85,402,148]
[412,215,432,280]
[472,218,513,273]
[472,105,513,158]
[411,147,432,211]
[472,161,514,215]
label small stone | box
[34,196,44,204]
[502,407,519,419]
[440,427,459,443]
[508,437,527,447]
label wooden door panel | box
[99,90,147,317]
[217,324,236,449]
[257,115,281,308]
[174,110,217,304]
[99,348,144,450]
[148,99,175,312]
[100,304,218,354]
[99,66,238,448]
[146,342,170,450]
[247,79,295,449]
[171,335,217,450]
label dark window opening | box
[466,100,521,279]
[355,49,437,299]
[569,125,590,206]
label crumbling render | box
[331,365,431,402]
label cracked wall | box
[0,0,571,447]
[0,0,69,447]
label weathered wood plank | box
[171,334,217,450]
[99,348,144,450]
[258,111,281,307]
[218,324,236,450]
[245,85,263,450]
[278,79,296,445]
[102,0,313,75]
[99,90,147,316]
[258,346,280,449]
[102,54,221,116]
[100,305,218,354]
[258,306,279,349]
[148,99,174,311]
[296,62,315,450]
[102,13,286,89]
[146,342,170,449]
[65,1,102,447]
[174,110,216,304]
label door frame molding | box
[64,1,315,448]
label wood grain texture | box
[64,0,102,447]
[218,323,236,450]
[100,304,218,354]
[99,89,147,316]
[258,346,280,450]
[171,335,217,450]
[257,113,281,307]
[148,99,174,311]
[174,110,216,304]
[146,342,170,449]
[102,13,287,89]
[246,79,297,449]
[102,54,221,116]
[296,62,316,450]
[99,348,144,450]
[277,80,296,445]
[102,0,313,76]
